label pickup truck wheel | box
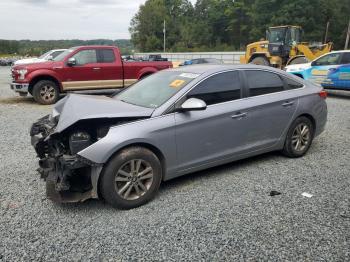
[32,80,59,105]
[99,147,162,209]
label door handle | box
[282,101,294,107]
[93,67,101,70]
[231,112,247,119]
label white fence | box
[135,52,245,64]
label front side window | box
[99,49,115,63]
[72,49,97,65]
[115,71,199,108]
[187,71,241,105]
[246,71,284,96]
[314,53,341,66]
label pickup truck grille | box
[11,68,15,81]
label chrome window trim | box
[163,68,306,113]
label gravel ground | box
[0,66,349,261]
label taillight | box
[319,90,327,99]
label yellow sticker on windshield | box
[170,79,185,88]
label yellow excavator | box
[240,25,333,68]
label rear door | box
[96,48,123,88]
[238,70,299,150]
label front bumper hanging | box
[30,116,102,203]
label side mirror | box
[67,57,76,66]
[177,98,207,112]
[47,55,53,61]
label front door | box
[175,70,246,172]
[60,48,104,91]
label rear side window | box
[246,71,284,96]
[285,77,303,89]
[99,49,116,63]
[340,52,350,64]
[187,71,241,105]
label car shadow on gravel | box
[50,151,283,213]
[50,139,323,212]
[0,96,37,105]
[160,151,283,192]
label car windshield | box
[115,71,200,108]
[38,51,52,59]
[53,48,77,61]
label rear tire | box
[282,117,314,158]
[32,80,59,105]
[99,147,162,209]
[250,56,270,66]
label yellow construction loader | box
[240,25,333,68]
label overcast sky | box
[0,0,197,40]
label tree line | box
[0,39,133,56]
[129,0,350,52]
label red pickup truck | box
[11,46,172,104]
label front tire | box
[32,80,59,105]
[99,147,162,209]
[282,117,314,158]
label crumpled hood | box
[53,94,154,133]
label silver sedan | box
[30,64,328,209]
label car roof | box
[168,64,284,74]
[71,45,116,49]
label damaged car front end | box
[30,94,153,203]
[31,114,103,202]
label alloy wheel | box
[115,159,154,201]
[291,123,310,152]
[39,85,56,103]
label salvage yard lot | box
[0,66,349,260]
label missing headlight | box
[97,126,110,140]
[69,131,92,154]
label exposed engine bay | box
[30,114,144,202]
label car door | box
[328,52,350,89]
[305,53,342,84]
[174,70,246,172]
[237,70,298,150]
[96,48,123,88]
[60,49,103,91]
